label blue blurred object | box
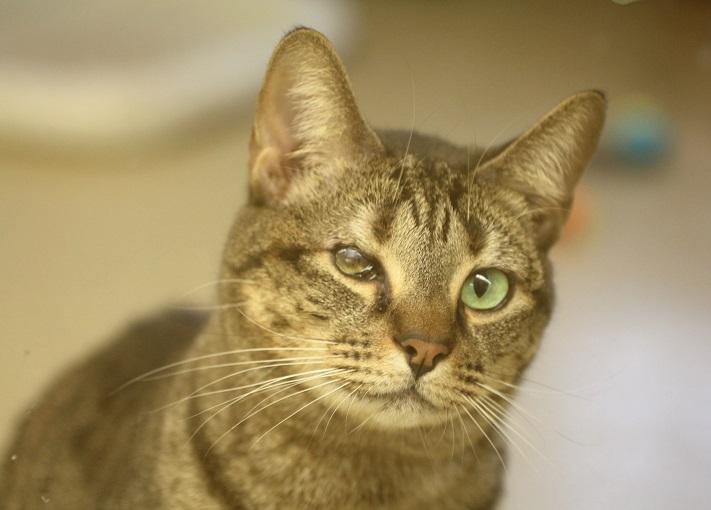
[606,95,672,168]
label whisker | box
[189,371,348,451]
[185,377,305,421]
[344,381,383,431]
[438,409,450,445]
[476,395,549,466]
[465,396,534,472]
[152,365,337,414]
[459,402,507,472]
[449,411,457,460]
[252,382,350,446]
[187,369,346,422]
[232,306,336,345]
[311,381,354,438]
[470,115,523,179]
[205,375,351,456]
[186,361,332,397]
[454,405,479,463]
[481,371,598,400]
[323,382,363,437]
[393,65,416,202]
[415,425,436,462]
[143,356,336,381]
[343,382,365,428]
[111,346,330,394]
[171,302,248,312]
[475,382,544,427]
[187,379,310,444]
[178,278,256,300]
[511,205,569,223]
[348,400,383,434]
[477,392,541,437]
[479,378,591,449]
[466,142,472,222]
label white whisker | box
[449,411,457,460]
[466,396,534,472]
[186,377,304,421]
[459,402,507,471]
[311,381,354,437]
[323,382,363,437]
[190,370,348,451]
[204,374,352,456]
[466,142,472,222]
[393,66,416,201]
[186,361,332,397]
[471,115,522,178]
[454,405,478,462]
[143,356,335,381]
[188,369,345,422]
[475,382,544,427]
[348,400,383,435]
[476,395,549,466]
[178,278,256,300]
[171,302,248,312]
[152,366,337,413]
[111,346,330,394]
[232,306,336,345]
[252,382,350,446]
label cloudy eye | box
[334,247,377,279]
[460,268,510,311]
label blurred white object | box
[0,0,359,147]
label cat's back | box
[0,309,207,509]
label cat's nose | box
[396,335,451,379]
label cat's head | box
[220,28,605,429]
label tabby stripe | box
[441,206,451,243]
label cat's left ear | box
[480,91,606,249]
[248,27,383,205]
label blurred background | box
[1,0,709,508]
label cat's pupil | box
[473,274,491,297]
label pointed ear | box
[248,27,383,205]
[479,91,607,249]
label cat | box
[0,27,605,509]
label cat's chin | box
[342,387,450,430]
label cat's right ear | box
[248,27,383,206]
[478,91,606,249]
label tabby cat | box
[1,27,605,509]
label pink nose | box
[398,338,451,378]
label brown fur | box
[1,27,605,509]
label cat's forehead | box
[331,154,535,286]
[362,153,466,202]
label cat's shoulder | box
[96,308,208,391]
[0,309,208,508]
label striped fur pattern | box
[0,27,605,509]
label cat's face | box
[220,28,605,430]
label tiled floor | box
[1,1,709,508]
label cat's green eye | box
[460,268,510,311]
[334,247,376,279]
